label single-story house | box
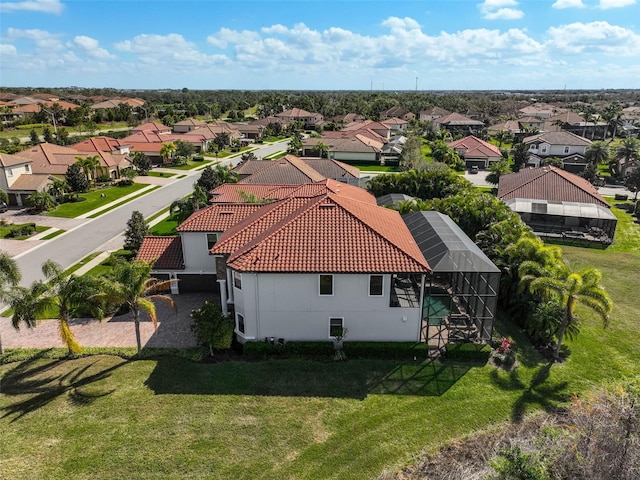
[449,136,503,169]
[498,166,617,244]
[434,112,485,136]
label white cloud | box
[479,0,524,19]
[6,28,64,50]
[207,28,261,48]
[0,0,64,14]
[0,44,18,56]
[552,0,585,8]
[72,35,114,59]
[599,0,636,8]
[547,21,640,54]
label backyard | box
[1,200,639,479]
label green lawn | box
[162,160,212,171]
[87,186,160,219]
[0,224,48,240]
[47,184,147,218]
[358,165,402,172]
[148,215,180,236]
[1,199,638,479]
[40,229,65,240]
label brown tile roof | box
[122,131,207,146]
[210,184,301,203]
[17,143,128,174]
[301,158,360,180]
[176,204,263,232]
[523,131,591,147]
[7,174,52,192]
[236,155,326,185]
[419,106,451,117]
[212,189,429,274]
[41,100,79,110]
[276,108,316,118]
[131,122,171,134]
[436,112,484,126]
[497,166,608,207]
[449,136,502,158]
[136,236,184,270]
[0,152,33,167]
[174,118,206,127]
[12,104,41,114]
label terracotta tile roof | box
[131,122,171,134]
[71,136,127,153]
[122,131,206,146]
[236,155,326,185]
[210,184,298,203]
[12,104,41,114]
[419,107,451,117]
[498,166,608,207]
[136,236,184,270]
[174,118,206,127]
[17,143,128,174]
[212,190,429,274]
[449,136,502,159]
[276,108,317,118]
[176,204,263,232]
[41,100,79,110]
[547,111,585,126]
[381,117,408,125]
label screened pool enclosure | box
[403,211,501,354]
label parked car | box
[0,201,8,213]
[469,166,479,174]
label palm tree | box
[612,137,640,178]
[25,191,56,213]
[159,142,176,165]
[75,155,101,185]
[519,261,613,360]
[94,260,176,353]
[0,251,21,354]
[6,260,104,354]
[601,103,623,140]
[584,141,610,167]
[48,178,70,203]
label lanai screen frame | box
[403,211,501,350]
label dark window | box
[233,271,242,289]
[237,313,245,334]
[206,233,218,250]
[369,275,383,296]
[329,317,343,337]
[319,274,333,295]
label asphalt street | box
[11,139,291,287]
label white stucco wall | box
[181,232,217,273]
[233,272,422,343]
[3,163,32,189]
[528,142,587,157]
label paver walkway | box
[0,293,217,349]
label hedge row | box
[243,341,490,363]
[4,223,36,238]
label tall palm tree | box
[75,155,101,185]
[0,251,21,354]
[584,141,610,167]
[160,142,177,165]
[6,260,104,354]
[519,261,613,360]
[48,178,70,203]
[94,260,175,352]
[612,137,640,178]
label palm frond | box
[137,297,158,330]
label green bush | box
[193,155,204,161]
[5,223,36,238]
[0,347,205,364]
[242,341,334,359]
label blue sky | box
[1,0,639,90]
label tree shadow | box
[490,362,569,423]
[1,355,122,421]
[144,356,475,400]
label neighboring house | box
[131,122,171,135]
[91,97,145,110]
[517,105,557,119]
[302,135,382,163]
[379,106,415,121]
[621,106,640,135]
[275,108,324,129]
[381,117,409,133]
[449,135,503,169]
[419,107,451,122]
[233,155,360,185]
[0,152,52,207]
[498,166,617,244]
[434,112,485,136]
[71,136,131,156]
[173,118,206,133]
[544,111,605,139]
[17,143,130,179]
[522,131,591,172]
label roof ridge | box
[500,168,547,198]
[330,194,428,269]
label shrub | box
[190,302,234,354]
[116,178,134,186]
[5,223,36,238]
[193,155,204,161]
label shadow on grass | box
[1,351,122,421]
[490,362,569,422]
[144,356,476,399]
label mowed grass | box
[1,205,639,479]
[47,184,147,218]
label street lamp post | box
[40,107,58,134]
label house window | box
[329,317,343,337]
[233,271,242,289]
[24,165,30,172]
[6,168,12,177]
[541,146,548,153]
[369,275,384,296]
[236,313,245,334]
[564,146,570,154]
[206,233,218,250]
[319,274,333,296]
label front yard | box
[47,183,148,218]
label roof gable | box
[136,236,184,270]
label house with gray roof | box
[523,131,591,172]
